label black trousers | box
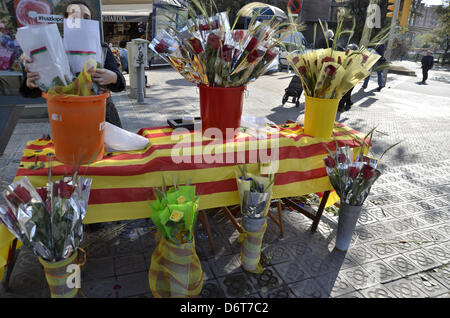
[106,97,122,128]
[339,87,354,109]
[422,68,429,82]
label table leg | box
[311,191,331,233]
[277,200,284,236]
[198,211,216,254]
[223,207,243,233]
[2,238,19,291]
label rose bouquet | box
[286,18,390,99]
[0,173,92,262]
[236,164,274,274]
[149,1,290,87]
[323,146,381,207]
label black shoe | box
[376,86,382,92]
[344,104,351,111]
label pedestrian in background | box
[339,43,359,112]
[317,29,334,49]
[421,50,434,84]
[119,40,128,74]
[362,43,385,92]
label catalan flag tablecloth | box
[0,122,366,280]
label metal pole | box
[382,0,401,87]
[137,64,145,104]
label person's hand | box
[25,65,40,89]
[92,68,117,86]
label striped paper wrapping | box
[148,236,203,298]
[239,221,268,274]
[13,123,366,224]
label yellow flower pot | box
[303,96,339,138]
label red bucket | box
[198,84,246,140]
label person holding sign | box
[20,0,125,127]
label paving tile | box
[419,227,448,243]
[82,276,118,298]
[82,257,115,281]
[384,255,421,277]
[337,290,365,298]
[357,210,378,225]
[383,219,413,233]
[362,260,403,284]
[114,254,147,276]
[367,207,394,222]
[7,269,48,297]
[415,201,437,212]
[402,230,435,247]
[399,216,427,230]
[359,284,397,298]
[406,273,449,298]
[435,224,450,237]
[207,254,242,278]
[366,240,400,259]
[273,260,311,284]
[340,266,379,290]
[116,271,150,298]
[200,279,226,298]
[288,278,327,298]
[384,278,428,298]
[367,222,394,237]
[258,284,296,298]
[404,249,441,271]
[427,198,450,209]
[347,245,379,265]
[261,242,293,265]
[383,234,422,254]
[315,270,357,298]
[352,226,379,244]
[383,205,409,218]
[298,252,337,278]
[247,267,283,294]
[427,265,450,289]
[218,272,254,298]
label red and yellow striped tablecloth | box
[0,122,366,279]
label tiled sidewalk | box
[1,159,449,298]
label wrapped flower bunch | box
[149,1,290,87]
[0,173,92,262]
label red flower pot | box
[198,84,245,140]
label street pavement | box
[0,60,449,298]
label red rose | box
[233,30,245,42]
[325,65,337,77]
[322,56,335,63]
[324,156,336,168]
[264,49,277,62]
[298,66,307,74]
[362,55,369,63]
[247,49,260,63]
[189,38,204,54]
[222,45,233,62]
[154,40,169,54]
[245,37,258,52]
[199,23,210,31]
[338,56,342,65]
[206,33,221,50]
[345,49,350,56]
[10,184,31,205]
[348,167,360,179]
[58,182,74,199]
[338,154,347,164]
[361,165,374,180]
[36,187,47,202]
[314,59,318,66]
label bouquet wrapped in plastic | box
[323,146,381,206]
[0,174,91,261]
[148,180,203,298]
[16,24,74,91]
[236,164,274,274]
[149,1,289,87]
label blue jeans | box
[363,70,383,88]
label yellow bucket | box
[303,96,339,138]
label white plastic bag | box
[104,122,149,152]
[16,24,74,91]
[63,19,103,74]
[240,115,279,139]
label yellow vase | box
[303,96,339,138]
